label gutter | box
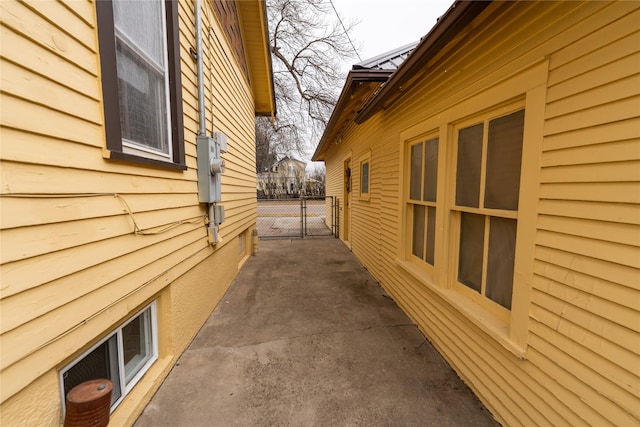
[355,0,491,124]
[196,0,206,135]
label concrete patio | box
[135,238,499,426]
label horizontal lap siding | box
[323,2,639,425]
[534,1,640,424]
[349,120,384,274]
[0,0,258,404]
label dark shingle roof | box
[352,41,419,71]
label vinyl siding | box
[0,0,262,422]
[323,2,639,425]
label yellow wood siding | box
[323,2,640,425]
[0,0,267,423]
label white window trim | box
[58,301,158,418]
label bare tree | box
[305,163,326,196]
[256,0,359,171]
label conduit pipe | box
[195,0,206,136]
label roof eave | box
[237,0,277,117]
[312,69,392,161]
[355,0,491,124]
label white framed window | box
[114,0,172,160]
[96,0,185,169]
[59,302,158,416]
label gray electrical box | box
[212,204,225,225]
[196,132,227,203]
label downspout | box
[194,0,226,245]
[195,0,206,136]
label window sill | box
[395,258,527,360]
[103,149,187,171]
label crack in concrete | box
[191,323,417,351]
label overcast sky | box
[331,0,453,67]
[305,0,454,164]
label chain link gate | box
[257,197,337,239]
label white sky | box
[305,0,454,164]
[331,0,454,68]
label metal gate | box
[257,196,337,239]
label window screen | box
[408,137,438,267]
[113,0,170,155]
[423,138,438,202]
[412,204,426,259]
[455,124,483,208]
[60,304,157,416]
[426,206,436,265]
[454,108,524,312]
[410,143,422,200]
[485,110,525,210]
[62,335,121,406]
[458,212,484,292]
[361,162,369,194]
[486,217,517,309]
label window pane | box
[456,124,483,207]
[123,308,153,384]
[423,138,438,202]
[458,212,484,292]
[485,110,525,210]
[113,1,165,65]
[113,0,170,155]
[486,217,517,310]
[412,204,425,259]
[410,143,422,200]
[361,162,369,194]
[425,206,436,265]
[63,335,121,405]
[116,42,168,152]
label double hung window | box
[96,0,185,168]
[408,137,439,266]
[454,109,525,313]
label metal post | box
[300,197,305,238]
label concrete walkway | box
[135,238,498,427]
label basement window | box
[59,302,158,416]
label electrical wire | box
[114,194,207,235]
[3,193,207,236]
[328,0,362,62]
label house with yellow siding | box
[0,0,274,425]
[314,1,639,425]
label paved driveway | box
[135,238,499,427]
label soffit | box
[236,0,276,116]
[312,70,391,161]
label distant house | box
[314,1,639,425]
[0,0,274,425]
[257,156,307,198]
